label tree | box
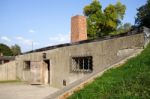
[0,43,13,56]
[84,0,104,39]
[136,0,150,28]
[83,0,126,39]
[123,23,132,31]
[110,22,132,35]
[11,44,21,56]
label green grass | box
[68,44,150,99]
[0,80,21,83]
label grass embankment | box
[69,44,150,99]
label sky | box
[0,0,147,52]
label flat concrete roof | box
[0,56,15,60]
[22,27,144,55]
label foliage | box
[110,23,132,35]
[83,0,126,39]
[84,0,104,39]
[0,43,13,56]
[11,44,21,56]
[123,23,132,31]
[68,43,150,99]
[136,0,150,28]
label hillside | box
[69,44,150,99]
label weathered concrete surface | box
[0,83,58,99]
[0,61,16,81]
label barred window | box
[71,56,93,72]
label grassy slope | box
[69,44,150,99]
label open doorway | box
[44,60,50,84]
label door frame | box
[43,59,50,85]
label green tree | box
[123,23,132,31]
[11,44,21,56]
[83,0,126,39]
[0,43,13,56]
[136,0,150,28]
[110,23,132,35]
[84,0,104,39]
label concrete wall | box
[0,61,16,81]
[16,33,144,88]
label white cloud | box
[29,29,35,33]
[15,36,39,46]
[1,36,11,42]
[13,33,70,52]
[13,36,40,52]
[49,33,70,45]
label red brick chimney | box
[71,15,87,43]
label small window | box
[43,53,47,59]
[24,61,30,70]
[63,80,66,86]
[71,56,93,72]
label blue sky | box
[0,0,147,52]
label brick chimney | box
[71,15,87,43]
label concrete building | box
[15,15,148,88]
[0,15,150,89]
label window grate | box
[71,56,93,73]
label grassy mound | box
[69,44,150,99]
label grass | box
[68,44,150,99]
[0,80,21,83]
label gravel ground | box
[0,83,58,99]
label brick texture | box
[71,15,87,43]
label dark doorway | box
[24,61,30,70]
[44,60,50,84]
